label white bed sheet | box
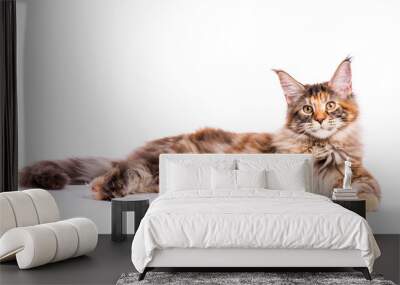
[131,189,380,272]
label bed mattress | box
[131,189,380,272]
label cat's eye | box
[302,105,313,114]
[326,101,336,111]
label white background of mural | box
[16,0,400,233]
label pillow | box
[167,163,211,191]
[211,168,236,190]
[266,168,306,191]
[236,169,267,188]
[211,169,268,190]
[238,159,308,191]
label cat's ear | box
[329,57,352,98]
[273,69,305,105]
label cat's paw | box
[90,176,108,200]
[358,192,379,212]
[90,165,128,200]
[19,161,70,190]
[312,145,332,161]
[352,177,381,212]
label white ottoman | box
[0,189,98,269]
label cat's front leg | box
[90,163,129,200]
[312,144,333,161]
[90,160,157,200]
[351,166,381,212]
[90,175,112,200]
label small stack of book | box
[332,188,358,200]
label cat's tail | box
[19,157,115,190]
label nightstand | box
[111,193,158,242]
[332,199,366,218]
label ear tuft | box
[343,55,353,63]
[329,58,352,98]
[273,69,305,104]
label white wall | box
[17,0,400,233]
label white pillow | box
[167,163,211,191]
[237,169,267,188]
[266,168,306,191]
[211,168,236,190]
[238,159,307,191]
[211,169,268,190]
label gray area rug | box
[116,272,396,285]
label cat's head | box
[274,58,358,140]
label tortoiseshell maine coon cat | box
[20,58,381,211]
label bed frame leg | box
[354,267,371,280]
[138,268,148,281]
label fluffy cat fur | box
[19,58,381,211]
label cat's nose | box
[314,112,326,124]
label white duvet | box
[131,190,380,272]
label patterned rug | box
[116,271,396,285]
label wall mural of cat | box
[19,58,381,211]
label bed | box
[131,154,380,280]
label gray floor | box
[1,235,399,285]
